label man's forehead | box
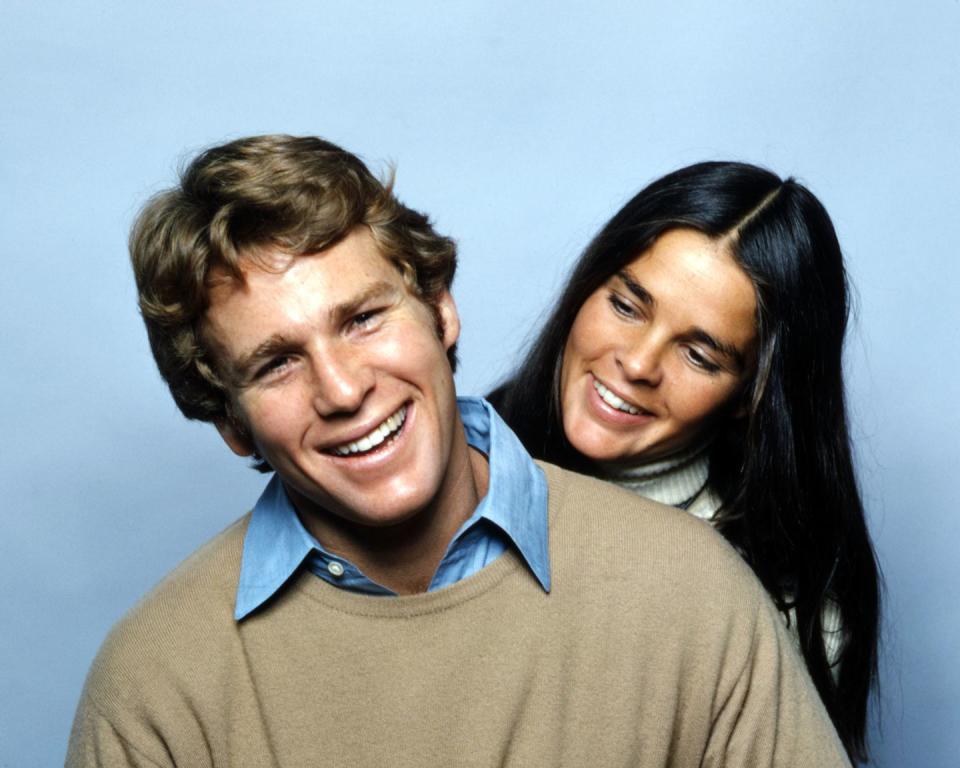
[205,232,402,300]
[205,248,297,296]
[202,241,417,349]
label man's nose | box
[309,344,374,416]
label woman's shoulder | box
[686,484,725,522]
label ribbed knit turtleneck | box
[601,444,710,508]
[600,444,722,521]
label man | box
[67,135,850,767]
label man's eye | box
[351,308,383,328]
[256,356,292,379]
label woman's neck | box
[599,443,711,509]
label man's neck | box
[289,438,490,595]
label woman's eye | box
[607,293,639,319]
[686,348,721,374]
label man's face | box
[203,227,463,528]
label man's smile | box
[329,404,409,457]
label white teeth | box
[331,406,407,456]
[593,380,642,415]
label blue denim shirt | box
[234,397,550,619]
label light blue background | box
[2,2,957,766]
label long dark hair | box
[489,161,880,762]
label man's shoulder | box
[537,461,763,605]
[82,515,251,705]
[128,513,249,624]
[538,460,737,550]
[68,516,252,764]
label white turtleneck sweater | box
[602,446,844,674]
[601,444,721,521]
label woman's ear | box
[732,375,760,421]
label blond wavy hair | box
[131,134,457,431]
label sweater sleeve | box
[66,694,171,768]
[702,592,851,768]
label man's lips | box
[325,404,408,456]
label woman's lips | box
[587,376,655,425]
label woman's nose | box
[615,335,663,386]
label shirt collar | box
[456,397,550,592]
[234,396,549,620]
[234,475,316,620]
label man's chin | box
[288,483,435,528]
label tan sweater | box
[67,463,849,767]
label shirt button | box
[327,561,345,578]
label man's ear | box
[436,289,461,351]
[215,418,256,457]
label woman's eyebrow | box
[616,271,655,306]
[615,270,747,371]
[687,329,747,371]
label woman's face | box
[560,228,758,466]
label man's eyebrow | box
[230,280,402,380]
[327,280,400,324]
[231,334,295,381]
[616,271,655,307]
[686,329,747,371]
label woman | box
[489,161,880,762]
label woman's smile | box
[589,376,656,421]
